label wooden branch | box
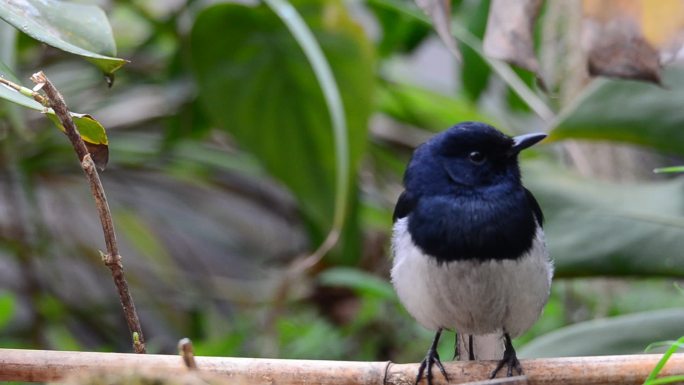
[1,348,683,384]
[28,72,146,354]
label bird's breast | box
[407,192,538,263]
[391,217,553,336]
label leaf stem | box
[0,76,48,105]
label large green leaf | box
[458,0,491,101]
[550,66,684,155]
[0,0,125,76]
[520,309,684,357]
[524,160,684,277]
[191,1,374,237]
[367,0,431,57]
[377,81,497,131]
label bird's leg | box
[453,333,475,360]
[490,333,523,378]
[416,328,449,385]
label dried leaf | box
[415,0,461,60]
[84,142,109,171]
[483,0,543,73]
[583,0,662,83]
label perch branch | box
[0,349,683,385]
[29,72,146,354]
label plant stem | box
[29,71,146,354]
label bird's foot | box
[416,350,449,385]
[416,329,449,385]
[490,333,523,378]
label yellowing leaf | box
[582,0,684,84]
[47,113,109,170]
[583,0,662,83]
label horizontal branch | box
[0,348,682,384]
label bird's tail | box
[457,333,504,361]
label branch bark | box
[0,349,682,385]
[29,71,146,354]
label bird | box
[390,121,553,384]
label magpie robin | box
[390,122,552,384]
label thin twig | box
[178,338,198,370]
[29,71,146,354]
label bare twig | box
[1,349,683,384]
[178,338,198,370]
[29,71,146,354]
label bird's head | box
[405,122,546,195]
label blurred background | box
[0,0,683,363]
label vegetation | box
[0,0,682,374]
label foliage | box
[0,0,682,367]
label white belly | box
[391,217,553,338]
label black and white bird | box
[390,122,553,383]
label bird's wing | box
[524,188,544,227]
[393,190,416,222]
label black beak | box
[508,133,547,157]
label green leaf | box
[0,60,19,84]
[524,160,684,277]
[0,0,126,76]
[263,0,350,242]
[191,1,374,238]
[644,336,684,384]
[46,113,108,146]
[319,267,397,299]
[458,0,491,101]
[49,113,109,170]
[645,376,684,385]
[519,309,684,357]
[377,81,497,131]
[654,166,684,174]
[367,1,431,57]
[551,67,684,155]
[0,292,15,329]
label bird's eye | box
[468,151,486,165]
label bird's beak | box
[508,133,547,157]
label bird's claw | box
[490,333,523,378]
[416,349,449,385]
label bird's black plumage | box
[395,122,543,263]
